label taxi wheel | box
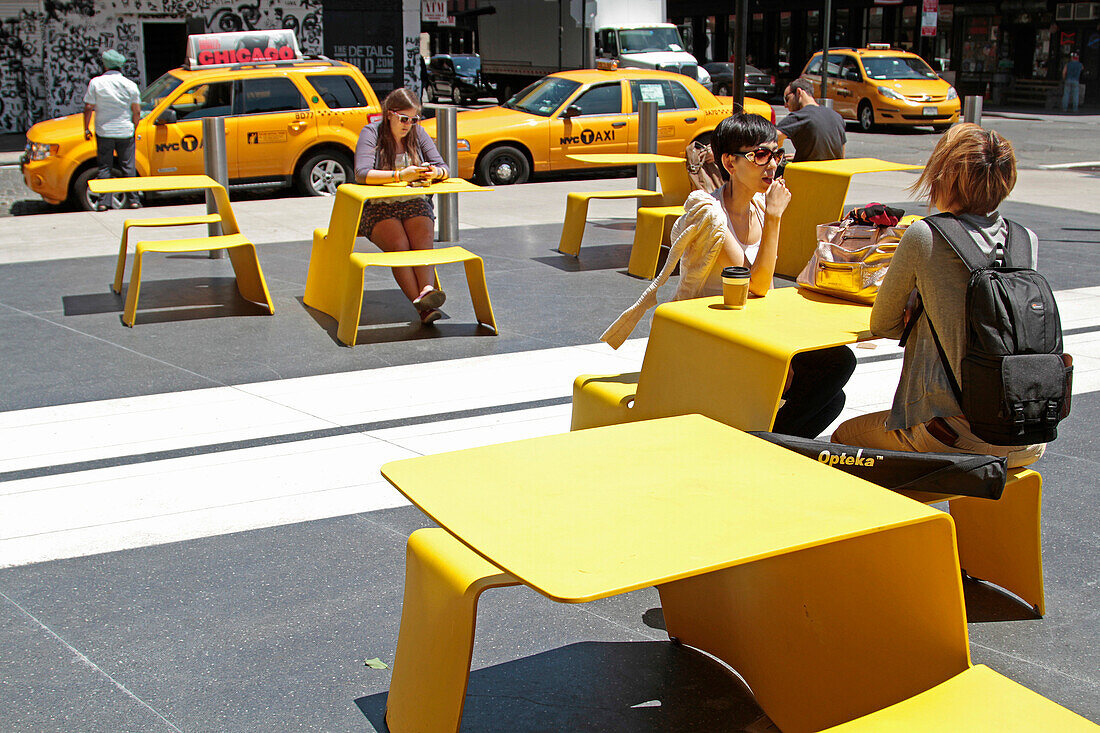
[857,101,876,132]
[932,123,951,133]
[298,150,352,196]
[72,166,126,212]
[478,146,529,185]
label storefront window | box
[866,7,884,44]
[806,10,821,54]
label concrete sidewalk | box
[1,167,1098,731]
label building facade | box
[669,0,1098,105]
[0,0,425,134]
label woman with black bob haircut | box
[710,113,855,439]
[601,111,854,438]
[354,88,450,325]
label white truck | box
[477,0,710,102]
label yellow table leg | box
[657,515,970,733]
[386,529,519,733]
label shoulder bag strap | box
[1002,218,1030,268]
[924,212,991,272]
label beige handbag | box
[796,220,909,304]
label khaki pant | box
[832,411,1045,469]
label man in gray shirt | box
[777,78,846,162]
[83,49,141,210]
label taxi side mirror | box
[561,105,582,118]
[155,109,177,125]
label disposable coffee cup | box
[721,266,750,309]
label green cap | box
[101,49,126,69]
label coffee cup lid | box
[722,266,750,278]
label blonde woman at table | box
[602,113,855,438]
[832,125,1045,467]
[354,88,450,325]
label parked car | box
[21,30,381,210]
[419,67,774,185]
[703,62,777,100]
[424,54,494,106]
[800,45,960,132]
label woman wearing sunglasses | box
[354,88,450,325]
[711,113,855,439]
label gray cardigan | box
[872,213,1039,430]
[354,121,448,182]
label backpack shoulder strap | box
[924,212,990,272]
[1002,218,1031,268]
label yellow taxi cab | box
[21,30,381,210]
[420,66,774,185]
[800,45,959,133]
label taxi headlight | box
[27,142,58,160]
[946,86,958,100]
[457,139,471,152]
[876,86,905,102]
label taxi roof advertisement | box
[186,30,303,67]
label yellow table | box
[573,286,874,432]
[777,157,923,278]
[381,414,969,733]
[303,179,491,326]
[88,175,273,326]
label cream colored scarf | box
[600,190,728,349]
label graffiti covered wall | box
[0,0,323,133]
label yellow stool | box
[337,245,497,346]
[386,528,519,733]
[124,233,274,327]
[557,189,664,257]
[821,664,1098,731]
[628,204,684,279]
[902,467,1046,616]
[112,213,222,294]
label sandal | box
[419,308,442,325]
[412,286,446,312]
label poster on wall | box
[323,1,403,95]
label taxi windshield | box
[861,56,939,80]
[140,72,184,113]
[617,27,685,53]
[505,77,581,117]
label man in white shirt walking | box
[83,49,141,210]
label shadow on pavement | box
[354,640,763,732]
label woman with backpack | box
[832,124,1047,467]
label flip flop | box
[413,287,446,312]
[419,308,442,326]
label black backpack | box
[902,213,1071,445]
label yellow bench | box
[821,664,1097,731]
[556,188,664,257]
[89,176,274,327]
[562,153,693,276]
[112,213,222,294]
[122,233,273,327]
[304,180,496,345]
[338,246,497,346]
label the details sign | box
[186,30,302,67]
[324,2,404,95]
[921,0,939,37]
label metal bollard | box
[821,98,835,109]
[963,95,982,125]
[202,116,228,258]
[436,106,459,243]
[637,100,658,195]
